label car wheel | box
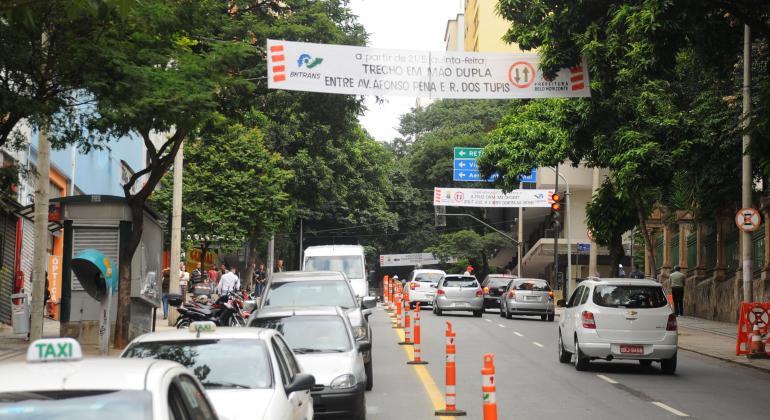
[547,313,555,322]
[365,360,374,391]
[541,315,547,321]
[573,337,589,371]
[499,304,505,318]
[505,306,513,319]
[473,310,483,317]
[435,306,443,316]
[558,331,572,363]
[661,353,677,374]
[639,360,653,367]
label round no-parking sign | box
[735,208,762,232]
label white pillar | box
[30,123,51,341]
[168,141,184,325]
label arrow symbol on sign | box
[459,150,466,156]
[522,67,530,83]
[459,161,466,168]
[459,172,466,178]
[514,68,521,83]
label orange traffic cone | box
[749,323,766,358]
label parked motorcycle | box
[172,291,244,329]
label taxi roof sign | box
[189,321,217,337]
[27,338,83,363]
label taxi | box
[0,337,217,419]
[122,322,315,420]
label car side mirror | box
[556,299,566,308]
[362,296,376,309]
[357,340,372,352]
[362,308,373,318]
[430,284,437,288]
[285,373,315,395]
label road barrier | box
[387,277,395,312]
[394,285,404,328]
[399,297,412,345]
[407,303,428,365]
[481,353,497,420]
[736,302,770,357]
[383,276,390,306]
[435,321,466,416]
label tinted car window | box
[443,277,478,288]
[514,280,550,291]
[254,315,352,353]
[304,256,363,279]
[414,273,443,283]
[485,278,513,288]
[124,339,272,389]
[567,286,583,307]
[265,280,356,308]
[0,390,152,419]
[593,285,668,308]
[176,374,217,419]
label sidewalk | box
[676,316,770,373]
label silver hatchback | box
[500,278,555,321]
[432,275,484,317]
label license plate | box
[453,302,469,307]
[619,345,644,354]
[526,296,539,301]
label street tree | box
[425,230,509,278]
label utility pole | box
[30,31,52,341]
[517,182,523,277]
[267,234,275,279]
[741,25,753,303]
[589,167,599,276]
[168,141,184,326]
[553,165,560,289]
[298,219,303,270]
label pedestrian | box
[219,263,227,277]
[207,265,219,284]
[618,264,626,278]
[179,262,190,303]
[464,266,474,276]
[629,264,644,279]
[43,272,51,318]
[218,266,241,295]
[392,275,400,285]
[276,259,285,273]
[254,263,266,296]
[669,265,686,316]
[161,268,170,319]
[190,262,203,286]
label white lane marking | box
[596,374,618,384]
[652,402,689,417]
[513,331,523,337]
[484,318,492,322]
[533,341,544,348]
[497,323,506,328]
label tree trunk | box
[634,195,658,279]
[608,233,625,277]
[244,235,259,291]
[114,197,145,349]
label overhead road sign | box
[267,39,591,99]
[452,148,536,183]
[454,148,484,159]
[453,170,498,182]
[380,253,456,267]
[453,159,478,170]
[434,187,554,208]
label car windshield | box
[486,278,513,288]
[0,390,151,419]
[413,273,443,284]
[515,280,551,291]
[304,256,364,279]
[253,315,352,353]
[443,277,478,288]
[123,339,271,389]
[264,280,356,308]
[593,285,668,309]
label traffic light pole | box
[545,167,572,298]
[553,165,559,290]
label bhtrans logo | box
[270,44,323,83]
[297,53,323,69]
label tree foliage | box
[425,230,509,277]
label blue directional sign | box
[453,170,499,182]
[577,243,590,253]
[452,148,537,183]
[518,168,537,183]
[453,159,478,170]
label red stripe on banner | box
[270,45,284,52]
[272,65,285,73]
[569,66,583,74]
[271,54,285,62]
[273,74,286,82]
[571,75,584,83]
[572,82,585,91]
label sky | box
[348,0,463,142]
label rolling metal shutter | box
[71,227,119,291]
[0,213,17,324]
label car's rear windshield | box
[414,273,443,284]
[515,280,551,291]
[0,390,151,419]
[265,280,356,308]
[486,278,513,288]
[252,315,352,353]
[592,285,668,308]
[304,255,364,279]
[123,339,271,389]
[443,277,478,288]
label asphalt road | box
[367,304,770,420]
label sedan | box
[500,278,555,321]
[557,278,678,373]
[122,323,315,420]
[481,274,516,311]
[432,274,484,317]
[405,269,444,308]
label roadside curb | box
[678,345,770,375]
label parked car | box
[405,269,445,308]
[557,278,678,373]
[303,245,368,299]
[500,278,555,321]
[0,337,219,419]
[122,322,315,420]
[432,274,484,317]
[250,306,368,420]
[257,271,376,390]
[481,274,516,311]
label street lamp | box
[544,167,572,297]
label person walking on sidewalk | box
[179,262,190,304]
[190,262,203,286]
[218,266,241,295]
[161,268,170,319]
[207,265,219,284]
[669,265,685,316]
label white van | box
[302,245,368,298]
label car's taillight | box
[666,313,677,331]
[475,290,483,297]
[437,289,445,295]
[548,291,554,300]
[410,282,417,290]
[508,291,515,299]
[581,311,596,329]
[483,287,489,295]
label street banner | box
[380,253,456,267]
[267,39,591,99]
[434,187,554,208]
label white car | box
[405,269,445,307]
[557,278,678,373]
[122,323,314,420]
[0,337,218,419]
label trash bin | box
[11,293,30,334]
